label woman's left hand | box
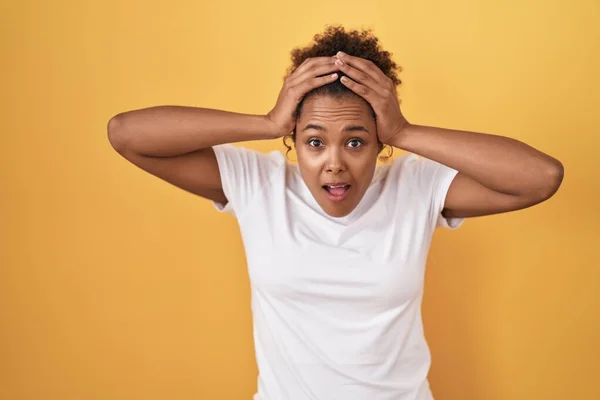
[334,51,409,145]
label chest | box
[238,198,434,312]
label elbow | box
[536,160,565,202]
[107,113,130,154]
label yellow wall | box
[2,0,598,399]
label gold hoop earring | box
[283,134,297,162]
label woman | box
[107,25,563,400]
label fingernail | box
[337,51,345,57]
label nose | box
[325,148,346,174]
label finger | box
[336,52,390,89]
[287,58,338,87]
[295,72,340,96]
[292,56,336,78]
[339,75,375,103]
[334,58,386,97]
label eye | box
[347,138,363,148]
[308,138,324,147]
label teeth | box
[327,185,347,188]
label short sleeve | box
[211,144,283,218]
[414,156,465,230]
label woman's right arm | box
[106,57,339,204]
[107,108,277,203]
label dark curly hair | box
[282,25,402,162]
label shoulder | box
[382,152,463,229]
[379,152,459,208]
[213,144,289,187]
[211,144,289,216]
[385,152,455,186]
[213,144,287,169]
[381,153,424,184]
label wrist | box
[263,114,286,139]
[386,122,413,149]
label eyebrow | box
[301,123,369,133]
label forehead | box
[298,95,374,123]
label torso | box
[234,156,439,400]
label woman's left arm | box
[389,124,564,218]
[334,51,564,219]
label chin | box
[320,202,356,218]
[325,209,349,218]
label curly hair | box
[282,25,402,162]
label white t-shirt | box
[212,144,463,400]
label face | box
[295,94,380,218]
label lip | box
[322,184,352,203]
[323,182,350,187]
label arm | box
[107,106,277,157]
[388,124,564,218]
[107,107,278,204]
[106,56,340,204]
[332,51,564,218]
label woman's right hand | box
[266,57,340,138]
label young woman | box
[107,25,564,400]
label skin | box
[281,51,562,220]
[331,51,563,218]
[294,94,380,218]
[109,52,563,223]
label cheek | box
[296,149,321,180]
[348,152,377,171]
[348,155,378,188]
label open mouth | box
[322,184,352,202]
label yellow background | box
[2,0,599,399]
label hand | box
[334,51,409,145]
[266,57,339,138]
